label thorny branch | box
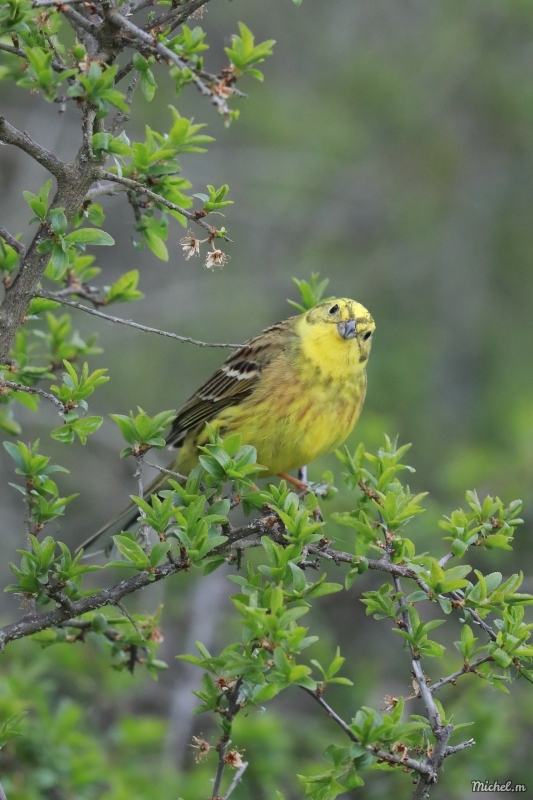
[35,289,243,348]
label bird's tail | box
[76,467,169,555]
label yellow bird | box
[79,298,375,551]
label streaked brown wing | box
[166,320,294,448]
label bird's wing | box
[166,319,295,447]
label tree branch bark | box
[0,227,25,256]
[145,0,211,35]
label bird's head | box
[303,298,376,364]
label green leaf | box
[112,534,149,568]
[64,229,114,246]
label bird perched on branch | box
[79,298,375,552]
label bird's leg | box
[278,471,309,492]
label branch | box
[35,289,242,348]
[0,556,187,649]
[85,183,126,200]
[449,591,497,642]
[61,5,100,37]
[33,0,97,5]
[145,0,211,35]
[145,461,187,483]
[211,679,243,799]
[109,72,140,134]
[223,761,248,800]
[105,10,231,116]
[0,378,67,413]
[134,453,151,551]
[429,655,493,694]
[443,739,475,758]
[0,227,25,256]
[98,170,231,240]
[0,116,65,178]
[438,551,455,568]
[0,41,66,74]
[57,617,122,643]
[0,781,7,800]
[303,688,432,776]
[389,572,456,798]
[393,573,442,732]
[129,0,157,12]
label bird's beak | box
[337,319,357,340]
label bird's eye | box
[362,331,372,341]
[328,304,339,315]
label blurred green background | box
[2,0,533,797]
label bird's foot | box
[278,472,309,493]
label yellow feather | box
[175,297,375,475]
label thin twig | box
[85,183,127,200]
[105,10,231,116]
[134,453,150,551]
[443,739,475,758]
[144,0,211,33]
[35,289,242,348]
[430,655,493,694]
[0,378,66,413]
[390,572,456,798]
[116,600,145,640]
[223,761,248,800]
[58,618,122,643]
[130,0,156,13]
[98,169,231,240]
[0,226,24,256]
[303,688,431,775]
[109,72,140,134]
[145,461,187,483]
[392,572,442,732]
[61,5,100,36]
[33,0,98,5]
[211,679,243,799]
[0,41,66,74]
[449,591,497,642]
[438,552,455,567]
